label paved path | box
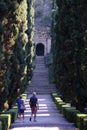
[9,95,78,130]
[28,56,58,94]
[9,56,78,130]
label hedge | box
[0,114,11,129]
[76,114,87,130]
[0,116,8,130]
[0,121,2,130]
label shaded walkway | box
[9,95,78,130]
[28,56,57,94]
[9,56,78,130]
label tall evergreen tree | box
[0,0,35,111]
[27,0,35,83]
[52,0,87,111]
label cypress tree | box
[0,0,35,111]
[27,0,35,83]
[52,0,87,111]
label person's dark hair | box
[20,95,22,99]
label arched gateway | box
[34,29,51,56]
[36,43,44,56]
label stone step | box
[30,77,48,79]
[27,56,57,94]
[32,73,48,75]
[9,95,77,130]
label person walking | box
[17,95,26,121]
[29,92,39,122]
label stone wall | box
[34,0,52,56]
[34,28,51,55]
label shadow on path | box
[9,95,78,130]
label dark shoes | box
[29,117,36,122]
[30,117,31,121]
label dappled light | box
[37,109,48,112]
[0,0,85,129]
[24,113,50,117]
[9,95,77,130]
[11,127,60,130]
[39,104,48,107]
[24,97,51,117]
[38,99,46,101]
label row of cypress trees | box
[0,0,35,111]
[51,0,87,111]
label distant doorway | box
[36,43,44,56]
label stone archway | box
[36,43,44,56]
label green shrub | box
[45,53,53,66]
[51,92,58,101]
[12,106,18,119]
[54,97,63,104]
[48,65,55,83]
[0,117,8,130]
[0,121,2,130]
[1,108,18,123]
[51,92,58,97]
[0,114,11,129]
[22,93,27,101]
[65,108,80,123]
[83,117,87,130]
[76,114,87,129]
[9,109,18,122]
[57,102,66,112]
[12,105,18,109]
[61,104,71,116]
[72,110,80,125]
[79,116,87,130]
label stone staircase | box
[28,56,57,94]
[9,95,78,130]
[9,56,78,130]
